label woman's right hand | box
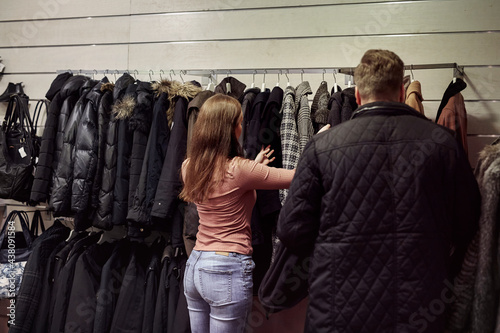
[255,145,275,165]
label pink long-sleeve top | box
[181,157,295,255]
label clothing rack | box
[56,63,465,79]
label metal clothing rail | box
[56,63,464,77]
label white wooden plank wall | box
[0,0,499,167]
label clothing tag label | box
[18,147,27,158]
[0,63,5,73]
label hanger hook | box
[149,70,154,82]
[277,71,280,83]
[170,70,174,81]
[180,70,185,83]
[285,70,289,82]
[93,69,97,80]
[114,69,119,82]
[333,69,337,83]
[133,69,138,79]
[322,69,326,82]
[410,64,414,81]
[159,69,164,80]
[252,70,256,84]
[301,69,304,82]
[263,69,266,83]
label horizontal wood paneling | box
[0,0,130,21]
[0,45,129,73]
[0,16,130,47]
[127,33,500,74]
[131,0,422,14]
[2,1,498,48]
[129,1,499,44]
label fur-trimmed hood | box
[113,95,135,120]
[129,81,154,133]
[151,80,202,127]
[101,82,115,93]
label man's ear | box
[355,87,362,105]
[399,83,405,103]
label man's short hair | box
[354,49,404,101]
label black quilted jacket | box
[277,102,480,333]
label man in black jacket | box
[276,49,480,333]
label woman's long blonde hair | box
[179,94,243,203]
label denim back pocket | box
[199,268,232,305]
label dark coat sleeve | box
[30,93,64,205]
[277,138,323,254]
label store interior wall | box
[0,1,498,331]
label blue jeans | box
[184,250,255,333]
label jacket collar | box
[352,101,429,120]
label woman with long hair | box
[180,93,295,332]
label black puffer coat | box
[71,77,109,229]
[89,82,114,221]
[277,102,480,333]
[30,75,87,205]
[29,73,73,205]
[94,73,135,229]
[50,78,98,220]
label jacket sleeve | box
[30,94,63,205]
[277,138,323,255]
[449,143,480,278]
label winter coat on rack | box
[214,76,246,102]
[127,92,170,235]
[94,73,135,230]
[30,75,87,205]
[8,220,70,333]
[295,81,314,153]
[436,79,468,156]
[112,82,138,226]
[71,77,109,230]
[277,102,480,333]
[279,85,298,205]
[151,81,201,247]
[127,81,154,220]
[241,87,260,148]
[244,88,270,159]
[448,142,500,333]
[328,87,357,126]
[64,242,114,332]
[30,73,72,205]
[405,80,425,115]
[89,82,114,221]
[50,78,98,221]
[311,81,330,133]
[109,241,150,333]
[93,238,132,333]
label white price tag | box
[18,146,27,158]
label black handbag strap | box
[0,210,33,249]
[30,210,46,236]
[32,99,48,137]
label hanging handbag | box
[0,210,34,299]
[30,209,46,239]
[258,239,311,314]
[0,94,37,202]
[31,99,48,158]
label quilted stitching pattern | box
[278,106,473,332]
